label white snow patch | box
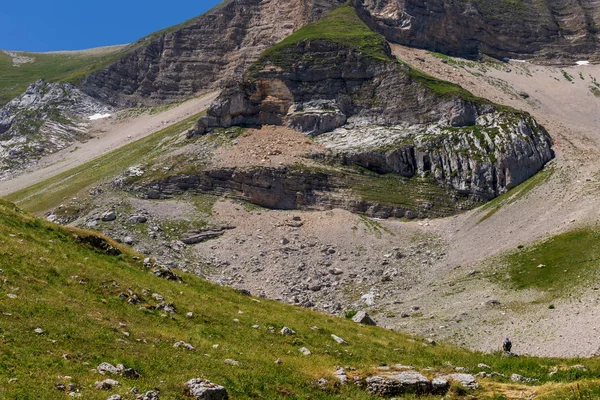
[88,113,111,121]
[576,60,590,66]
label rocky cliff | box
[355,0,600,62]
[192,5,554,201]
[79,0,600,108]
[0,80,111,180]
[81,0,342,106]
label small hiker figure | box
[502,337,512,353]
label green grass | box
[262,4,392,63]
[349,170,478,217]
[5,111,205,214]
[0,48,130,105]
[1,199,600,398]
[499,228,600,296]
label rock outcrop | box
[132,166,471,219]
[81,0,342,106]
[355,0,600,62]
[192,5,553,201]
[0,79,111,180]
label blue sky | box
[0,0,223,52]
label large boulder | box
[185,378,228,400]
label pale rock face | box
[0,79,111,181]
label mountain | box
[3,0,600,380]
[78,0,600,107]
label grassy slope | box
[0,199,600,399]
[262,4,392,63]
[495,228,600,299]
[0,48,130,105]
[4,111,205,214]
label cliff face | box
[80,0,600,107]
[355,0,600,61]
[81,0,342,106]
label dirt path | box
[0,92,218,196]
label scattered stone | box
[152,293,165,302]
[155,302,177,314]
[511,373,538,383]
[317,378,329,387]
[123,368,141,379]
[224,359,240,366]
[299,347,312,356]
[34,328,44,335]
[136,391,160,400]
[7,294,17,299]
[180,227,234,245]
[439,373,479,389]
[106,395,122,400]
[174,341,195,351]
[128,215,148,224]
[94,379,120,390]
[275,358,282,364]
[352,311,377,326]
[101,211,117,222]
[152,266,180,281]
[97,363,123,375]
[431,377,449,395]
[478,363,491,370]
[280,327,295,335]
[331,334,348,345]
[186,312,194,319]
[185,378,228,399]
[361,292,375,306]
[55,383,66,391]
[366,371,437,396]
[334,367,348,385]
[484,299,501,306]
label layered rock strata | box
[81,0,342,106]
[355,0,600,62]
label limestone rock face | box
[0,79,111,180]
[356,0,600,61]
[81,0,343,106]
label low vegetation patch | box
[0,48,128,105]
[498,228,600,296]
[262,4,392,63]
